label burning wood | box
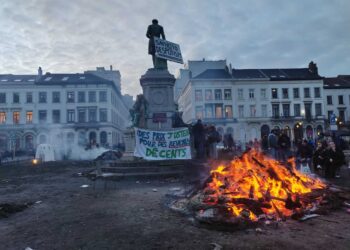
[175,150,350,229]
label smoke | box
[35,125,109,161]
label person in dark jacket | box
[192,119,205,159]
[312,141,327,174]
[278,132,291,162]
[323,141,345,178]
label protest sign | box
[154,38,183,64]
[134,127,191,160]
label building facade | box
[176,60,325,144]
[323,75,350,128]
[0,66,130,158]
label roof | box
[193,69,232,79]
[35,73,113,85]
[232,68,322,80]
[324,75,350,89]
[0,74,37,83]
[0,73,113,85]
[192,67,322,81]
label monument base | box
[140,68,176,130]
[121,127,136,161]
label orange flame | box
[204,150,326,221]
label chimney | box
[110,65,113,71]
[38,67,43,76]
[308,61,318,75]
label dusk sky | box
[1,0,349,97]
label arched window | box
[89,131,96,144]
[0,134,8,151]
[39,134,47,144]
[67,132,74,144]
[100,131,107,145]
[306,125,313,139]
[78,132,86,146]
[25,134,34,149]
[260,124,270,139]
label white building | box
[0,66,131,157]
[323,75,350,127]
[177,60,325,144]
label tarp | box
[134,127,191,160]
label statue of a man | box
[146,19,167,69]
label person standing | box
[268,130,278,159]
[192,119,205,159]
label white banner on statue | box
[154,37,183,64]
[134,127,191,160]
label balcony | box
[270,115,326,121]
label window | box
[249,89,255,99]
[304,88,310,98]
[339,110,345,121]
[0,112,6,124]
[13,111,20,124]
[294,104,301,116]
[13,93,20,103]
[338,95,344,104]
[205,104,213,118]
[99,91,107,102]
[39,92,47,103]
[282,104,290,117]
[250,105,256,117]
[0,93,6,103]
[272,104,279,118]
[88,109,97,122]
[78,91,85,103]
[315,103,322,116]
[261,105,267,117]
[52,92,60,103]
[52,110,60,123]
[293,88,299,98]
[305,103,312,119]
[78,109,86,122]
[260,89,266,99]
[99,109,107,122]
[224,89,231,100]
[88,91,96,102]
[327,95,333,105]
[282,88,288,99]
[214,89,222,100]
[215,105,223,118]
[26,111,33,124]
[26,92,32,103]
[314,87,321,98]
[195,106,203,119]
[67,110,75,123]
[238,89,243,99]
[225,105,233,118]
[238,105,244,118]
[327,111,333,122]
[39,110,47,123]
[195,90,202,101]
[271,88,278,99]
[67,91,75,103]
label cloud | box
[0,0,349,97]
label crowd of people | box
[192,119,221,160]
[192,120,348,179]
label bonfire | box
[171,150,349,229]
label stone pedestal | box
[122,127,136,161]
[140,68,176,130]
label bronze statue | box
[130,94,148,128]
[146,19,167,69]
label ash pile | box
[169,150,350,230]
